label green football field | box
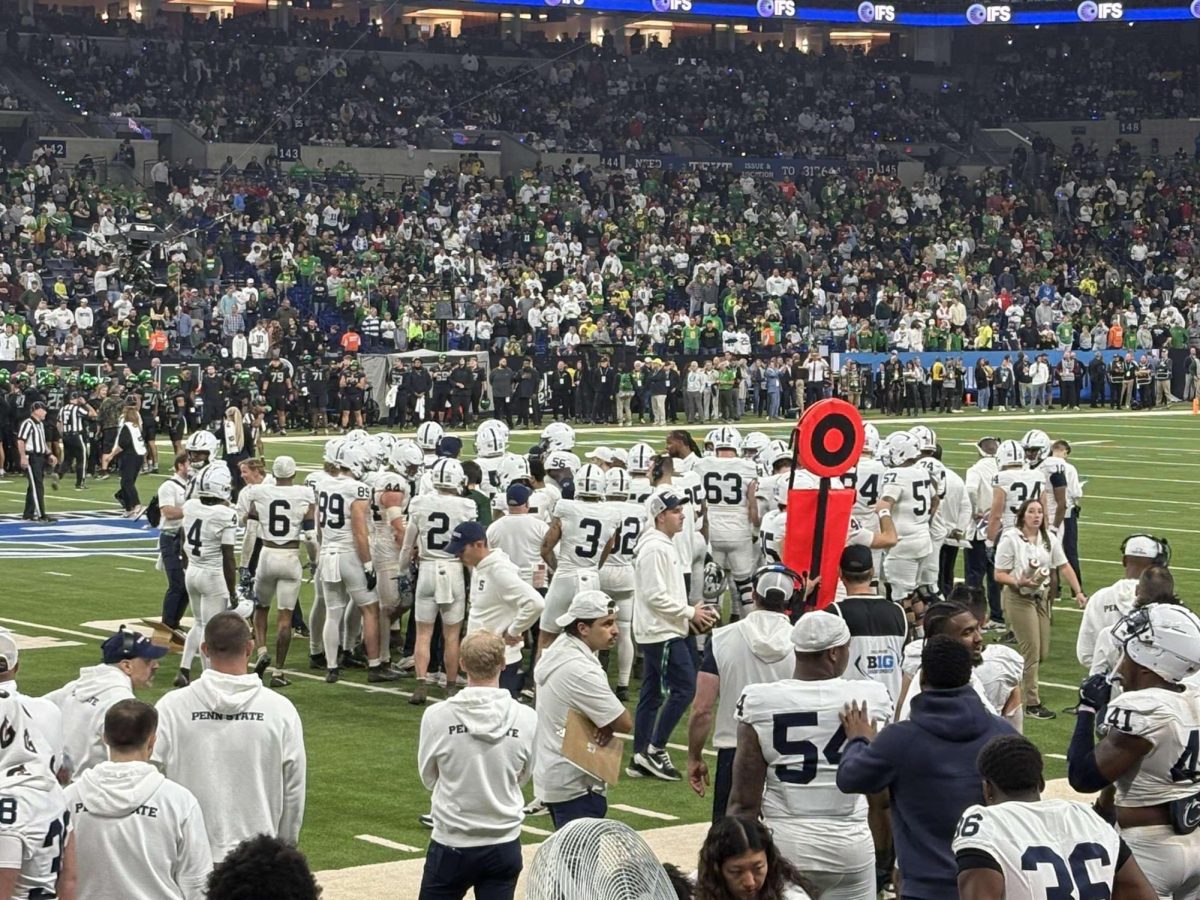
[0,406,1196,873]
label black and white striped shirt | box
[18,418,48,454]
[59,404,86,435]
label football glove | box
[363,561,377,592]
[1078,673,1112,715]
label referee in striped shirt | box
[18,402,55,522]
[58,393,91,489]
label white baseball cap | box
[1124,535,1163,559]
[272,456,297,479]
[555,590,616,628]
[0,630,18,672]
[791,611,851,652]
[647,486,686,520]
[588,446,615,464]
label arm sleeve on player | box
[1067,710,1110,793]
[955,849,1002,874]
[177,797,215,900]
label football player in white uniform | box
[0,690,75,900]
[315,442,400,686]
[1077,535,1169,669]
[987,439,1044,545]
[182,430,221,499]
[416,421,444,469]
[1023,429,1070,536]
[177,465,238,685]
[729,611,892,898]
[473,419,516,503]
[876,432,937,603]
[626,443,656,505]
[399,457,477,704]
[598,467,646,701]
[492,454,554,523]
[1068,604,1200,899]
[955,734,1156,900]
[844,424,888,578]
[363,456,409,673]
[965,437,1003,626]
[696,427,760,615]
[538,464,616,656]
[244,456,315,687]
[759,478,789,566]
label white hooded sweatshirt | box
[44,664,134,779]
[154,670,306,862]
[1077,578,1138,668]
[464,550,545,666]
[632,527,695,644]
[418,686,536,847]
[65,761,212,900]
[705,610,795,749]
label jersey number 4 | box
[770,711,846,785]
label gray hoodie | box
[417,686,536,847]
[66,760,212,900]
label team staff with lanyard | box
[17,401,55,522]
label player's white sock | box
[180,626,202,671]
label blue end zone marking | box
[0,515,158,545]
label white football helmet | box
[333,443,372,479]
[882,432,922,468]
[185,430,220,466]
[702,557,727,600]
[713,426,742,452]
[545,450,581,473]
[1117,605,1200,683]
[628,443,655,475]
[416,421,444,452]
[497,454,532,488]
[704,429,721,453]
[610,448,628,468]
[541,422,576,451]
[196,464,233,501]
[605,468,632,499]
[475,420,508,458]
[1022,428,1052,465]
[344,428,371,445]
[741,432,769,460]
[975,436,1000,458]
[431,457,466,492]
[392,440,424,473]
[862,423,880,457]
[996,439,1026,469]
[909,425,937,454]
[373,432,398,460]
[576,463,607,499]
[323,438,346,468]
[759,440,791,473]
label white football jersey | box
[914,457,948,502]
[844,457,887,531]
[736,677,893,821]
[248,484,313,544]
[316,475,372,553]
[977,644,1024,716]
[880,466,935,559]
[0,764,71,900]
[552,499,616,573]
[1104,685,1200,806]
[953,800,1121,898]
[407,493,477,562]
[760,508,787,564]
[602,500,647,569]
[628,475,654,506]
[1037,457,1070,525]
[697,457,758,542]
[181,499,237,570]
[992,469,1045,532]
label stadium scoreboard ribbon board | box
[784,400,862,611]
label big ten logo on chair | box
[857,2,896,22]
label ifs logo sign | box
[965,3,1010,23]
[756,0,796,16]
[857,1,896,20]
[651,0,693,11]
[1077,0,1122,19]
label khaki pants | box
[1003,587,1051,707]
[616,394,633,425]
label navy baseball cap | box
[445,521,487,556]
[101,627,168,664]
[506,484,533,507]
[436,436,463,458]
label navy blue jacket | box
[836,685,1014,900]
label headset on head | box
[1121,533,1171,568]
[107,626,140,663]
[753,563,807,618]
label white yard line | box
[44,571,71,577]
[0,618,109,640]
[354,835,422,854]
[116,567,147,574]
[610,804,680,821]
[521,825,553,837]
[0,490,116,506]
